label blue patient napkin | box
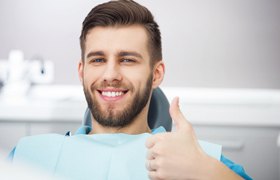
[13,130,221,180]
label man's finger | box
[169,97,185,129]
[145,133,164,149]
[169,97,191,131]
[148,170,157,180]
[148,170,163,180]
[146,149,157,160]
[145,159,157,171]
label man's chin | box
[95,116,130,128]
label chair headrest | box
[82,87,172,132]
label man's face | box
[79,25,154,128]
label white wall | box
[0,0,279,88]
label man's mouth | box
[101,91,125,97]
[97,89,129,99]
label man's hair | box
[80,0,162,66]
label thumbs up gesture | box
[145,97,242,180]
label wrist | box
[204,155,243,180]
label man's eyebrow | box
[118,51,143,59]
[86,51,105,58]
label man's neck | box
[89,122,151,134]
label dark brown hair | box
[79,0,162,66]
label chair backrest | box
[82,87,172,132]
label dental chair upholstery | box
[82,87,172,132]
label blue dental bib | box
[13,128,221,180]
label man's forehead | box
[84,25,149,54]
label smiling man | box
[9,1,252,180]
[79,25,162,134]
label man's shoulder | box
[17,133,66,147]
[12,133,66,159]
[12,133,70,170]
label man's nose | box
[102,61,122,83]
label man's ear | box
[152,61,165,89]
[78,60,84,82]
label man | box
[10,1,252,179]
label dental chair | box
[82,87,172,132]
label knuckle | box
[156,158,164,167]
[154,144,164,155]
[148,172,155,180]
[156,170,166,180]
[148,163,167,180]
[146,150,153,160]
[148,171,161,180]
[154,159,161,169]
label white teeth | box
[102,91,124,97]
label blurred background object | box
[0,50,54,101]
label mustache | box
[90,81,133,91]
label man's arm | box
[145,97,249,180]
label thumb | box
[169,97,189,131]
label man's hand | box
[145,97,207,179]
[145,97,243,180]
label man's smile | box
[97,88,129,101]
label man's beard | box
[83,75,153,128]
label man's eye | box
[121,59,135,63]
[91,58,105,63]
